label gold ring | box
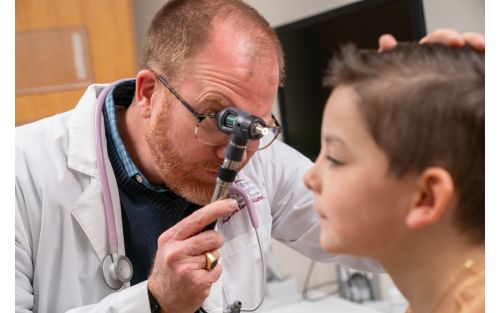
[205,252,218,271]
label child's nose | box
[304,167,321,193]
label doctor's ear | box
[134,69,157,118]
[405,167,455,230]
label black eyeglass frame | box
[156,74,214,123]
[155,73,283,148]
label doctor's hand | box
[378,28,485,51]
[147,199,238,313]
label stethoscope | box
[95,79,135,289]
[94,80,267,312]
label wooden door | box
[16,0,137,125]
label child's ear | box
[405,167,454,229]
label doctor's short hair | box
[323,43,484,243]
[140,0,284,84]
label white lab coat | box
[15,83,381,313]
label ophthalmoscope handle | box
[211,133,248,202]
[204,133,247,232]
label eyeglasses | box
[155,73,282,151]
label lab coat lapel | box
[67,82,106,177]
[70,180,109,260]
[67,83,126,260]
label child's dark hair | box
[324,43,484,243]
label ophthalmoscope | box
[205,107,269,230]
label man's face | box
[304,85,416,258]
[146,22,280,205]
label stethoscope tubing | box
[95,79,135,255]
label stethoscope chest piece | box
[102,253,133,290]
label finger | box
[191,250,221,270]
[199,265,223,298]
[183,231,224,256]
[206,262,223,283]
[419,28,464,47]
[160,199,237,242]
[378,34,398,52]
[463,32,485,51]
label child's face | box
[304,85,416,257]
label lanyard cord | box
[220,184,267,313]
[240,228,266,312]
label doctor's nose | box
[215,145,226,160]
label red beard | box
[146,107,221,205]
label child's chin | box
[320,233,342,254]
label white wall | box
[423,0,484,33]
[130,0,485,302]
[245,0,357,27]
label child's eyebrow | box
[324,134,347,148]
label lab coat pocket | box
[219,220,272,311]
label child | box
[304,43,484,313]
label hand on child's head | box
[419,28,485,51]
[378,34,398,52]
[378,28,485,52]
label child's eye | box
[326,156,344,166]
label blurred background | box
[15,0,484,125]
